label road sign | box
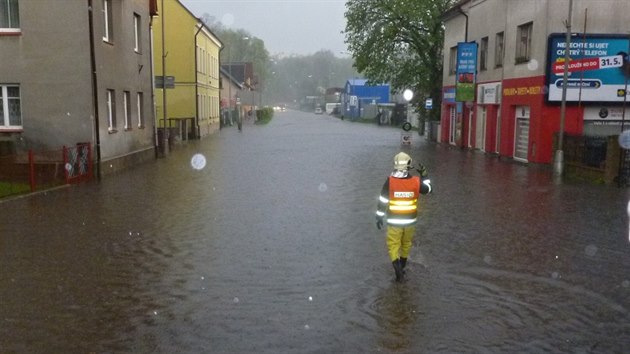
[401,132,412,146]
[425,98,433,110]
[619,130,630,149]
[155,76,175,89]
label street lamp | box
[554,0,573,176]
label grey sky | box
[180,0,349,57]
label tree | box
[344,0,456,122]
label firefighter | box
[376,152,432,282]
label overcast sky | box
[180,0,349,57]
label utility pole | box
[554,0,573,176]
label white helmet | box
[393,152,412,171]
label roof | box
[347,79,368,86]
[442,0,470,21]
[220,67,244,89]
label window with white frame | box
[106,89,116,131]
[516,22,533,63]
[495,31,504,67]
[0,85,22,129]
[480,37,488,71]
[134,13,141,53]
[0,0,20,32]
[449,46,457,75]
[136,92,144,128]
[103,0,113,42]
[123,91,131,130]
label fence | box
[0,143,93,199]
[561,134,621,184]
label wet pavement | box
[1,110,630,353]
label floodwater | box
[1,111,630,353]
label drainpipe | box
[150,11,158,157]
[87,0,101,180]
[458,6,469,149]
[194,21,203,138]
[160,0,168,154]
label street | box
[1,110,630,353]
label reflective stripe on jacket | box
[386,175,420,226]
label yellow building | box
[153,0,223,140]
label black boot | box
[400,257,407,274]
[392,259,404,282]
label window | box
[133,13,141,52]
[103,0,113,42]
[106,89,116,131]
[0,85,21,129]
[448,46,457,75]
[0,0,19,33]
[123,91,131,130]
[495,31,504,67]
[516,22,533,63]
[480,37,488,71]
[136,92,144,128]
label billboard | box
[546,33,630,102]
[455,42,478,102]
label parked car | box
[315,107,323,114]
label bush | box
[256,107,274,125]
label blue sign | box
[425,98,433,110]
[455,42,478,102]
[546,34,630,102]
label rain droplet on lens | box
[308,296,313,301]
[622,280,629,288]
[318,183,328,192]
[527,59,539,71]
[541,85,550,95]
[483,255,492,264]
[551,272,560,279]
[233,297,239,303]
[304,324,310,330]
[191,153,207,170]
[585,244,598,257]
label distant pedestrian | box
[375,152,432,282]
[376,109,382,125]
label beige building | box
[0,0,158,177]
[441,0,630,166]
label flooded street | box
[2,111,630,353]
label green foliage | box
[255,107,275,124]
[344,0,456,121]
[266,50,359,105]
[0,181,30,198]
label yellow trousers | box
[386,225,416,261]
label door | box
[449,106,456,145]
[476,106,486,151]
[514,106,530,162]
[467,109,473,148]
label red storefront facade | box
[441,75,584,164]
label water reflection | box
[1,111,630,352]
[374,283,419,352]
